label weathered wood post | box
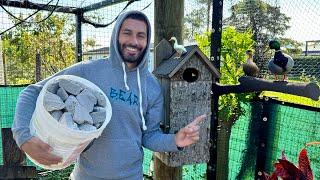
[154,0,184,179]
[35,51,42,82]
[0,128,37,179]
[0,40,5,85]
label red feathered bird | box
[262,148,313,180]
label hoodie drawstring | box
[122,62,130,90]
[137,68,147,130]
[121,62,147,130]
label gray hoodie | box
[12,10,179,179]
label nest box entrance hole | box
[183,68,199,83]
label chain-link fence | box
[0,0,319,179]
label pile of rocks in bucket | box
[43,78,106,131]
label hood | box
[109,10,151,72]
[108,10,151,131]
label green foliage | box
[38,165,74,179]
[220,27,254,84]
[195,27,254,121]
[2,13,76,84]
[194,30,211,55]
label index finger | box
[189,114,207,126]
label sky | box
[0,0,319,49]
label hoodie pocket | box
[79,138,143,179]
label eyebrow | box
[122,28,147,36]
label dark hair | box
[126,13,148,27]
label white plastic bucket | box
[28,75,112,170]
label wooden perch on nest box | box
[213,76,320,101]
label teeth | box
[126,47,138,52]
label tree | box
[183,8,207,40]
[2,13,76,84]
[195,27,254,179]
[224,0,291,69]
[183,0,212,41]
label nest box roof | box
[153,41,220,79]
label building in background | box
[303,40,320,56]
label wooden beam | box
[154,0,184,179]
[153,156,182,180]
[213,76,320,101]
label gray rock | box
[50,110,63,121]
[73,104,93,125]
[46,82,59,94]
[59,112,79,130]
[58,79,83,95]
[90,107,106,125]
[43,91,65,112]
[65,95,79,113]
[93,91,106,107]
[93,106,105,112]
[94,122,103,129]
[76,89,97,112]
[57,87,69,101]
[78,123,97,131]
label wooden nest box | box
[153,39,220,167]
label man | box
[12,10,206,179]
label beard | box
[118,43,146,63]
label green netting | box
[0,86,26,165]
[0,86,25,128]
[268,105,320,179]
[229,103,253,179]
[142,149,206,179]
[229,101,320,179]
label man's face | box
[118,18,148,63]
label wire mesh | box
[0,0,319,179]
[0,85,26,165]
[0,0,155,85]
[222,0,320,80]
[0,1,205,179]
[228,100,320,179]
[267,104,320,179]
